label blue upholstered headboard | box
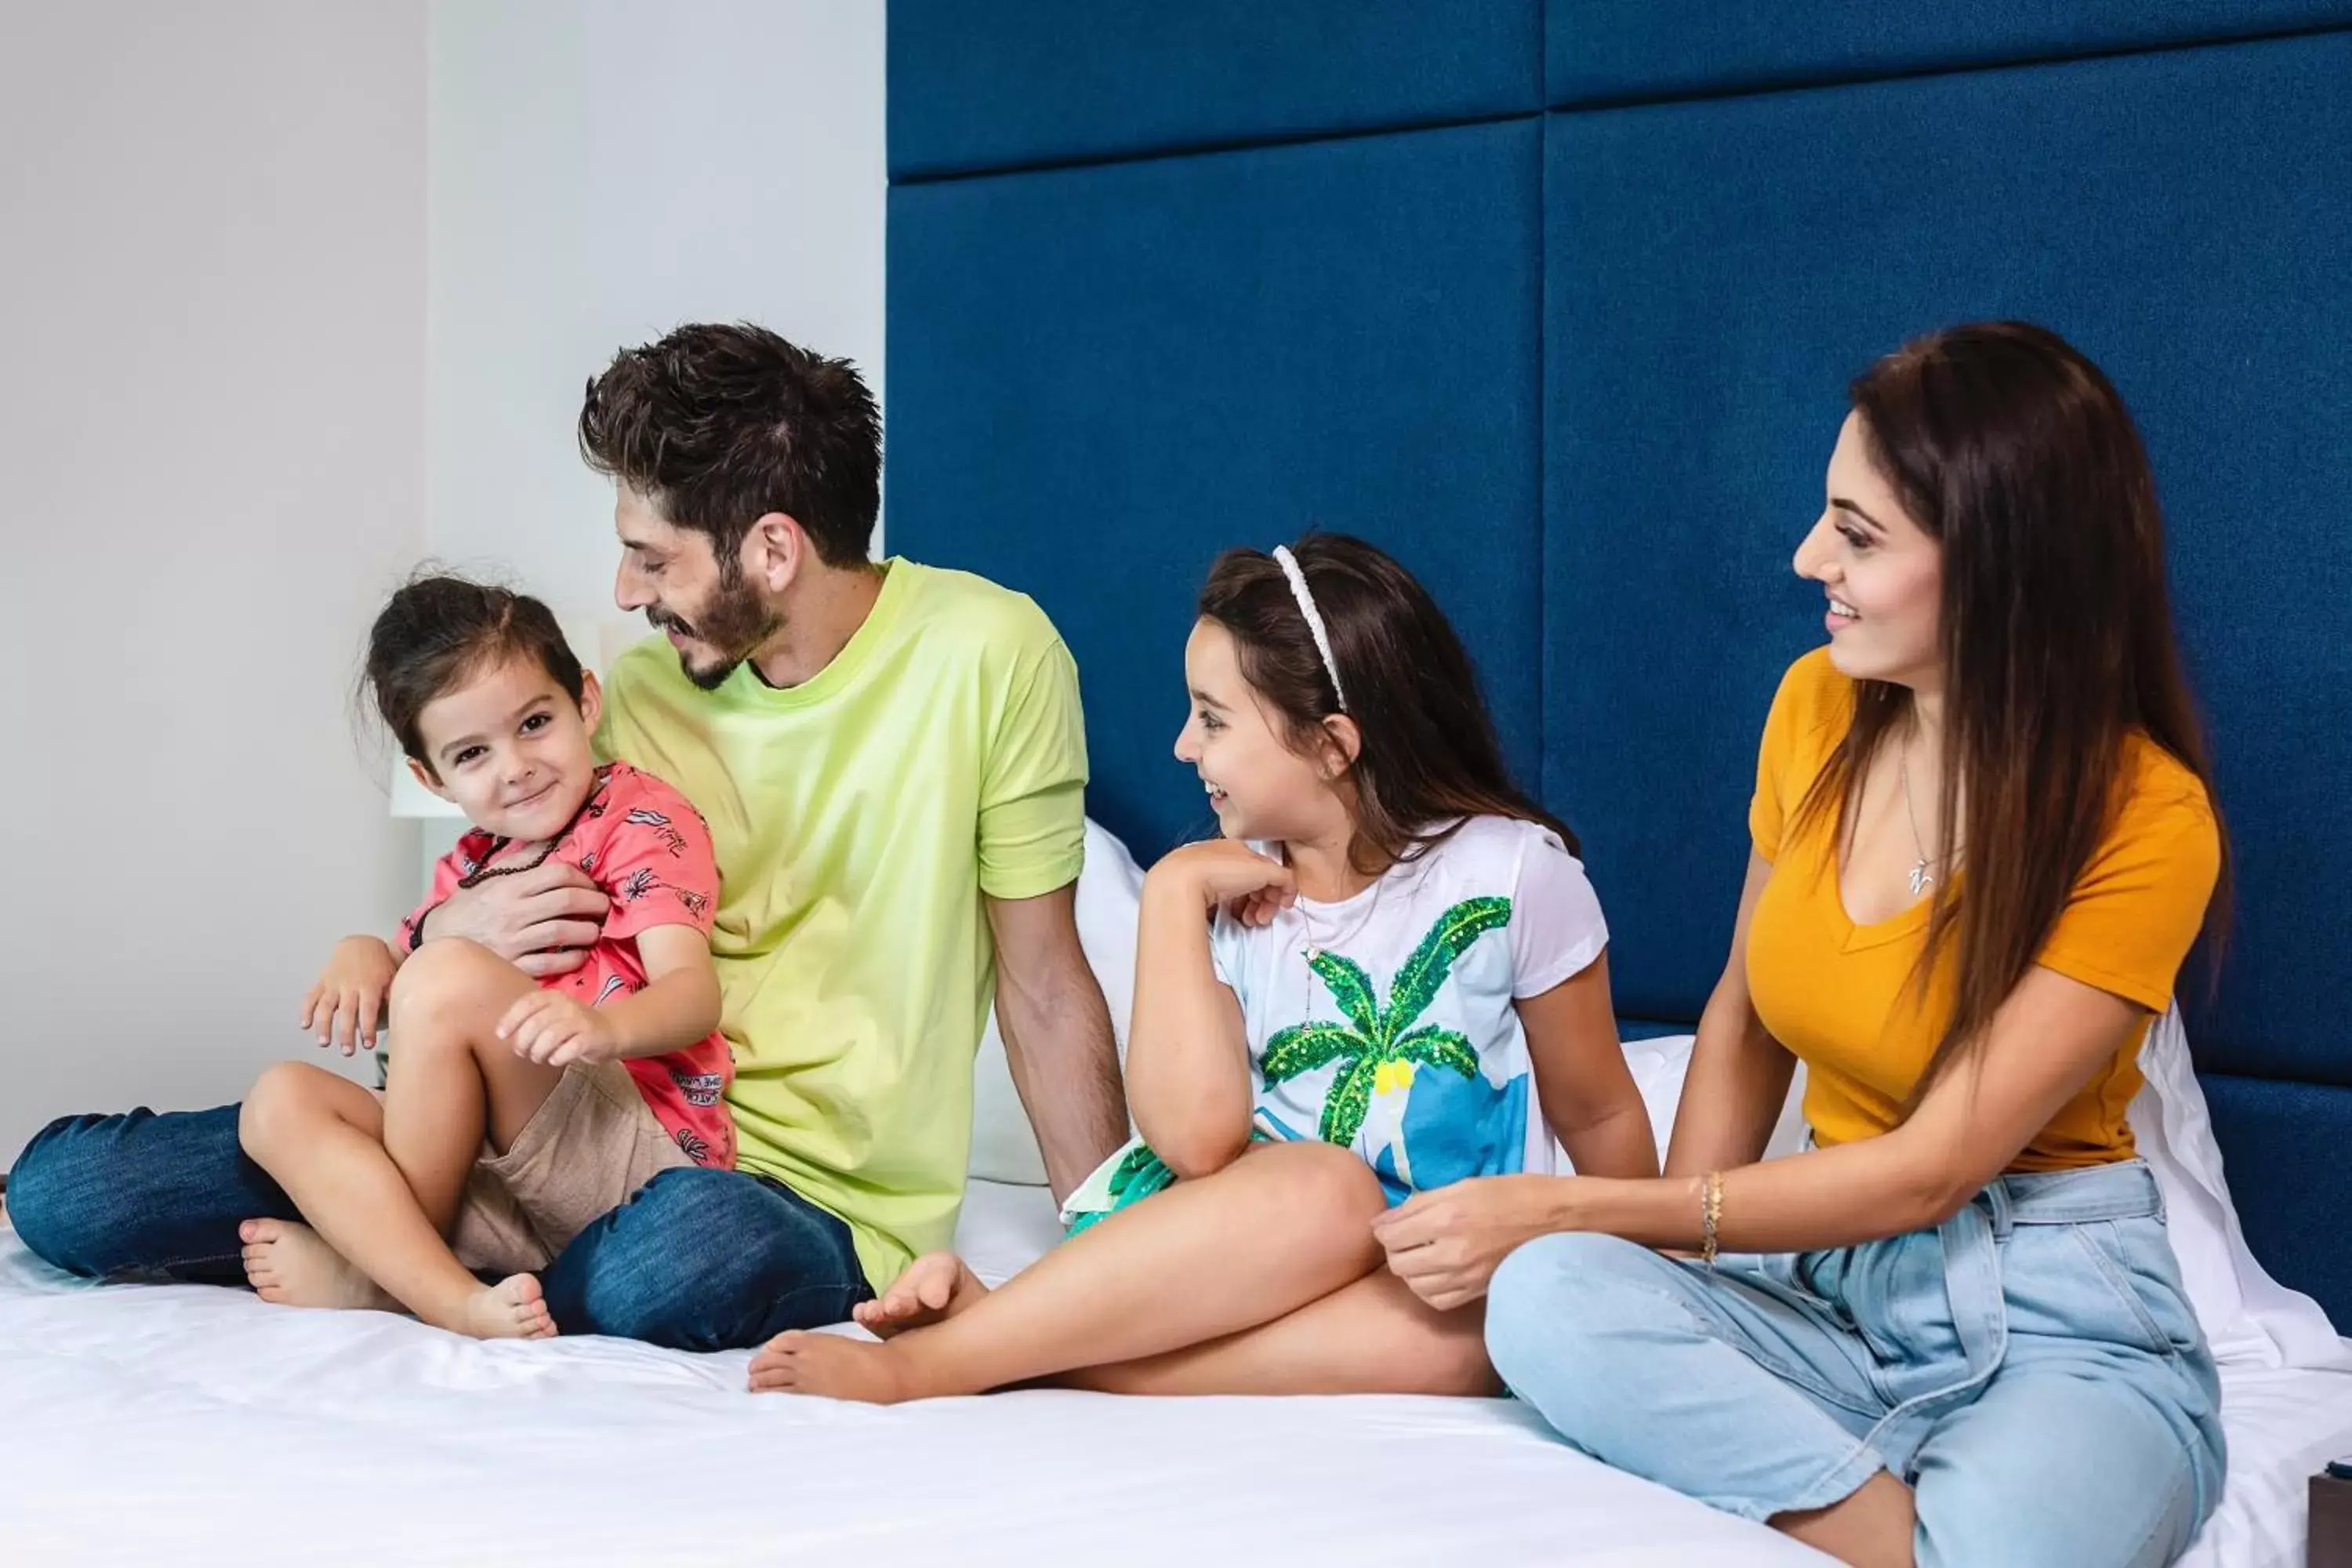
[884,2,2352,1326]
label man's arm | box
[984,884,1127,1202]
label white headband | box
[1271,544,1347,713]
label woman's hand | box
[303,936,399,1055]
[1148,840,1296,925]
[1373,1174,1578,1311]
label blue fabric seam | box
[891,107,1544,187]
[1543,18,2352,116]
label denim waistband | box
[1974,1159,2163,1236]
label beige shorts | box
[448,1059,694,1276]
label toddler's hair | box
[365,574,586,775]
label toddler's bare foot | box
[747,1330,931,1403]
[439,1273,557,1341]
[239,1218,397,1311]
[851,1251,989,1338]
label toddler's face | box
[410,654,603,842]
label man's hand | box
[1373,1175,1574,1312]
[419,861,609,977]
[496,989,620,1069]
[303,936,399,1056]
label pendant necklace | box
[1897,739,1961,897]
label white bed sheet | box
[949,1182,2352,1568]
[1,1183,2342,1567]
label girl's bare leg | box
[1066,1268,1494,1396]
[749,1139,1387,1401]
[854,1250,1491,1396]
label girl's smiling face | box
[1171,618,1351,845]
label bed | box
[3,1180,2343,1567]
[9,841,2337,1566]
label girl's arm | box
[499,925,721,1067]
[1519,953,1657,1181]
[1548,963,2149,1253]
[1123,845,1273,1178]
[1664,852,1798,1178]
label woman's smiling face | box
[1793,411,1945,691]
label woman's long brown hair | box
[1792,322,2227,1097]
[1198,534,1573,873]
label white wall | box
[0,0,885,1162]
[0,2,427,1155]
[426,0,887,637]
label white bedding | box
[2,1182,2343,1566]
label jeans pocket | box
[2064,1220,2193,1362]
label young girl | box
[1481,324,2227,1568]
[748,535,1657,1401]
[235,575,733,1340]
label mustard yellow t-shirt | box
[597,561,1087,1286]
[1744,648,2220,1168]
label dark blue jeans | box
[5,1104,871,1350]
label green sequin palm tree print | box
[1258,896,1510,1146]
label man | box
[5,324,1127,1349]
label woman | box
[1457,323,2224,1567]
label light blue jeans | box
[1485,1160,2224,1568]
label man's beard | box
[649,567,782,691]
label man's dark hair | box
[578,322,882,569]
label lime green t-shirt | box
[595,560,1088,1287]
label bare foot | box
[441,1273,557,1341]
[748,1330,927,1403]
[239,1218,397,1311]
[851,1251,990,1338]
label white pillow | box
[967,819,1145,1185]
[1609,1033,1809,1171]
[2127,1007,2349,1369]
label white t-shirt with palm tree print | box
[1209,815,1609,1203]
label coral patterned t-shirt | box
[400,762,736,1169]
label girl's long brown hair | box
[1794,322,2226,1096]
[1199,534,1573,873]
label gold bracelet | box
[1700,1171,1724,1267]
